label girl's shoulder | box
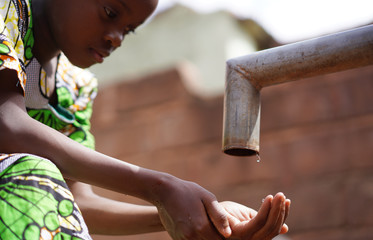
[0,0,34,90]
[0,0,34,59]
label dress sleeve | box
[0,0,33,93]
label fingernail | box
[262,195,273,203]
[224,226,232,237]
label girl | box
[0,0,290,239]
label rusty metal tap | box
[223,25,373,156]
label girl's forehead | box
[115,0,132,12]
[118,0,158,9]
[115,0,158,17]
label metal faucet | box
[222,25,373,156]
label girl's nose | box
[104,30,123,48]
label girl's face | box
[47,0,158,68]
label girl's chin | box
[66,56,98,69]
[60,50,97,68]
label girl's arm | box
[66,180,164,235]
[0,69,231,239]
[70,180,291,239]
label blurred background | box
[88,0,373,239]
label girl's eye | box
[104,7,117,18]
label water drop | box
[256,153,261,163]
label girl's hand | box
[221,193,290,240]
[153,175,231,240]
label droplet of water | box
[256,153,261,163]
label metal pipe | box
[223,24,373,156]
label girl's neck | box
[31,0,61,65]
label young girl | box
[0,0,290,239]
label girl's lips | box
[90,48,104,63]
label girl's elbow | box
[0,120,17,152]
[0,114,28,153]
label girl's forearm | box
[82,200,163,235]
[68,181,164,235]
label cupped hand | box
[220,193,290,240]
[154,175,231,240]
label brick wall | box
[90,64,373,240]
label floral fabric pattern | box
[0,0,33,90]
[0,155,92,239]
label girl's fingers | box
[229,194,290,240]
[247,195,273,232]
[203,199,232,238]
[279,199,291,234]
[283,199,291,223]
[267,196,287,239]
[280,223,289,234]
[253,193,286,238]
[228,195,273,239]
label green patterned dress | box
[1,0,97,239]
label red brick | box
[346,171,373,226]
[261,114,373,179]
[261,66,373,132]
[285,175,346,231]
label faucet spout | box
[223,60,261,156]
[223,24,373,156]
